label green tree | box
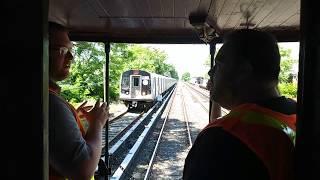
[278,83,298,99]
[167,64,179,79]
[279,47,297,83]
[182,72,191,82]
[125,45,157,72]
[109,43,134,100]
[60,42,105,103]
[278,46,298,98]
[125,45,178,79]
[59,42,178,103]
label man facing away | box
[49,21,108,180]
[183,29,296,180]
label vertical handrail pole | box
[209,42,216,122]
[104,42,111,179]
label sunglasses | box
[51,46,75,56]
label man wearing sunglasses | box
[48,21,108,180]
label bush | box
[278,83,297,99]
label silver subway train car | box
[119,70,176,108]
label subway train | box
[119,70,177,108]
[190,76,204,85]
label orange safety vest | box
[203,103,296,180]
[49,87,86,180]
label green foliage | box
[125,45,179,79]
[167,64,179,80]
[109,43,133,101]
[279,47,297,83]
[60,42,105,103]
[182,72,191,82]
[277,47,298,99]
[59,42,178,103]
[278,83,297,99]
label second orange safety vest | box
[203,103,296,180]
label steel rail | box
[107,87,174,156]
[143,86,178,180]
[185,83,229,115]
[109,110,129,123]
[108,104,158,155]
[108,111,144,145]
[185,83,209,98]
[184,83,209,113]
[110,86,176,180]
[101,112,141,151]
[181,87,193,147]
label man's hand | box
[76,100,88,113]
[78,99,109,128]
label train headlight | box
[126,92,129,95]
[143,79,148,85]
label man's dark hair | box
[48,21,67,31]
[48,22,68,41]
[223,29,280,81]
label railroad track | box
[101,83,216,179]
[114,83,193,179]
[101,111,145,151]
[185,83,229,115]
[184,83,209,113]
[98,86,176,179]
[143,84,192,179]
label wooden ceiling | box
[49,0,300,43]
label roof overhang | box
[49,0,300,43]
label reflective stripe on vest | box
[204,103,296,180]
[240,110,296,144]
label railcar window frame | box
[133,77,139,87]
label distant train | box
[190,76,204,85]
[119,70,177,108]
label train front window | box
[121,77,129,89]
[133,77,139,86]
